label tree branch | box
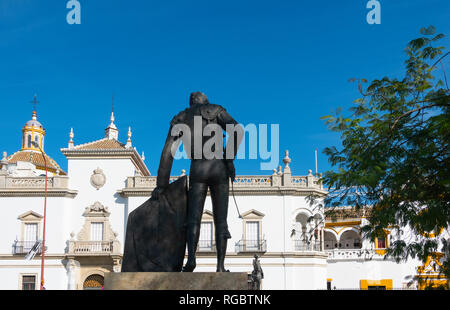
[390,99,450,131]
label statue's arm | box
[217,110,244,160]
[156,125,181,189]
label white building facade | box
[0,110,448,290]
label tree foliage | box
[321,26,450,278]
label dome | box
[25,119,43,128]
[22,110,45,152]
[24,111,43,129]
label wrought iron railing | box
[235,239,267,253]
[12,241,43,255]
[293,240,321,251]
[197,240,216,252]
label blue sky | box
[0,0,449,176]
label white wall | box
[67,158,137,250]
[0,258,67,290]
[0,196,72,254]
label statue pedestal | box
[104,272,250,290]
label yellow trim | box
[415,253,448,289]
[374,229,390,255]
[327,278,332,282]
[22,126,45,135]
[360,279,393,290]
[21,126,45,151]
[375,249,387,255]
[421,227,444,239]
[21,147,41,151]
[417,278,448,290]
[417,253,444,274]
[415,209,445,238]
[325,220,361,227]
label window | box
[377,237,386,249]
[17,211,42,255]
[90,222,104,241]
[22,275,36,290]
[246,221,260,250]
[24,223,38,242]
[24,223,38,252]
[27,135,32,148]
[360,279,393,290]
[327,279,332,290]
[90,222,104,252]
[83,274,104,290]
[199,222,213,250]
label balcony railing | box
[124,172,323,191]
[235,239,267,253]
[69,241,116,254]
[294,240,321,251]
[197,240,216,252]
[326,248,375,260]
[12,241,43,255]
[1,175,69,189]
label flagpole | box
[315,148,318,176]
[32,141,47,290]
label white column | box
[66,259,79,290]
[321,226,325,251]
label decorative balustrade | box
[326,248,375,260]
[290,176,308,187]
[125,173,323,190]
[9,178,53,188]
[126,176,157,188]
[68,240,117,255]
[0,175,69,189]
[235,239,267,253]
[233,176,272,187]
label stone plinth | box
[104,272,249,290]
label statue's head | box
[189,92,209,106]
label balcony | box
[294,240,321,251]
[235,239,267,253]
[119,170,326,198]
[68,240,119,256]
[12,241,44,255]
[0,175,77,198]
[326,248,376,260]
[197,240,216,253]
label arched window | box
[27,135,32,148]
[324,231,338,249]
[339,230,362,249]
[83,274,104,290]
[34,135,39,147]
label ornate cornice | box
[118,186,327,198]
[61,148,150,176]
[0,189,78,198]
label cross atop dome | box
[30,94,39,112]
